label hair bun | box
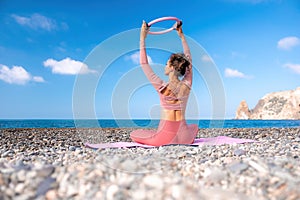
[169,53,190,76]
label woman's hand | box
[140,21,149,41]
[176,21,184,39]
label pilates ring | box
[147,16,182,35]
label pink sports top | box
[140,38,192,111]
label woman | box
[130,21,198,146]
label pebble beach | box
[0,127,300,200]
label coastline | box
[1,127,300,199]
[1,119,300,129]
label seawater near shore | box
[0,119,300,129]
[0,127,299,199]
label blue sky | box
[0,0,299,119]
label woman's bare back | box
[160,81,190,121]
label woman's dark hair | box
[169,53,190,76]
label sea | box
[0,119,299,129]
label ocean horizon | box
[0,119,299,129]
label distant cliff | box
[235,87,300,119]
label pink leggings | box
[130,120,198,146]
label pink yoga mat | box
[85,136,256,149]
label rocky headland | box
[236,87,300,119]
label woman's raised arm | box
[177,26,193,87]
[140,21,164,91]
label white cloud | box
[225,68,249,78]
[277,36,300,50]
[33,76,45,82]
[0,64,45,85]
[43,57,96,75]
[127,51,153,65]
[231,51,246,59]
[284,63,300,74]
[11,13,57,31]
[201,55,213,62]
